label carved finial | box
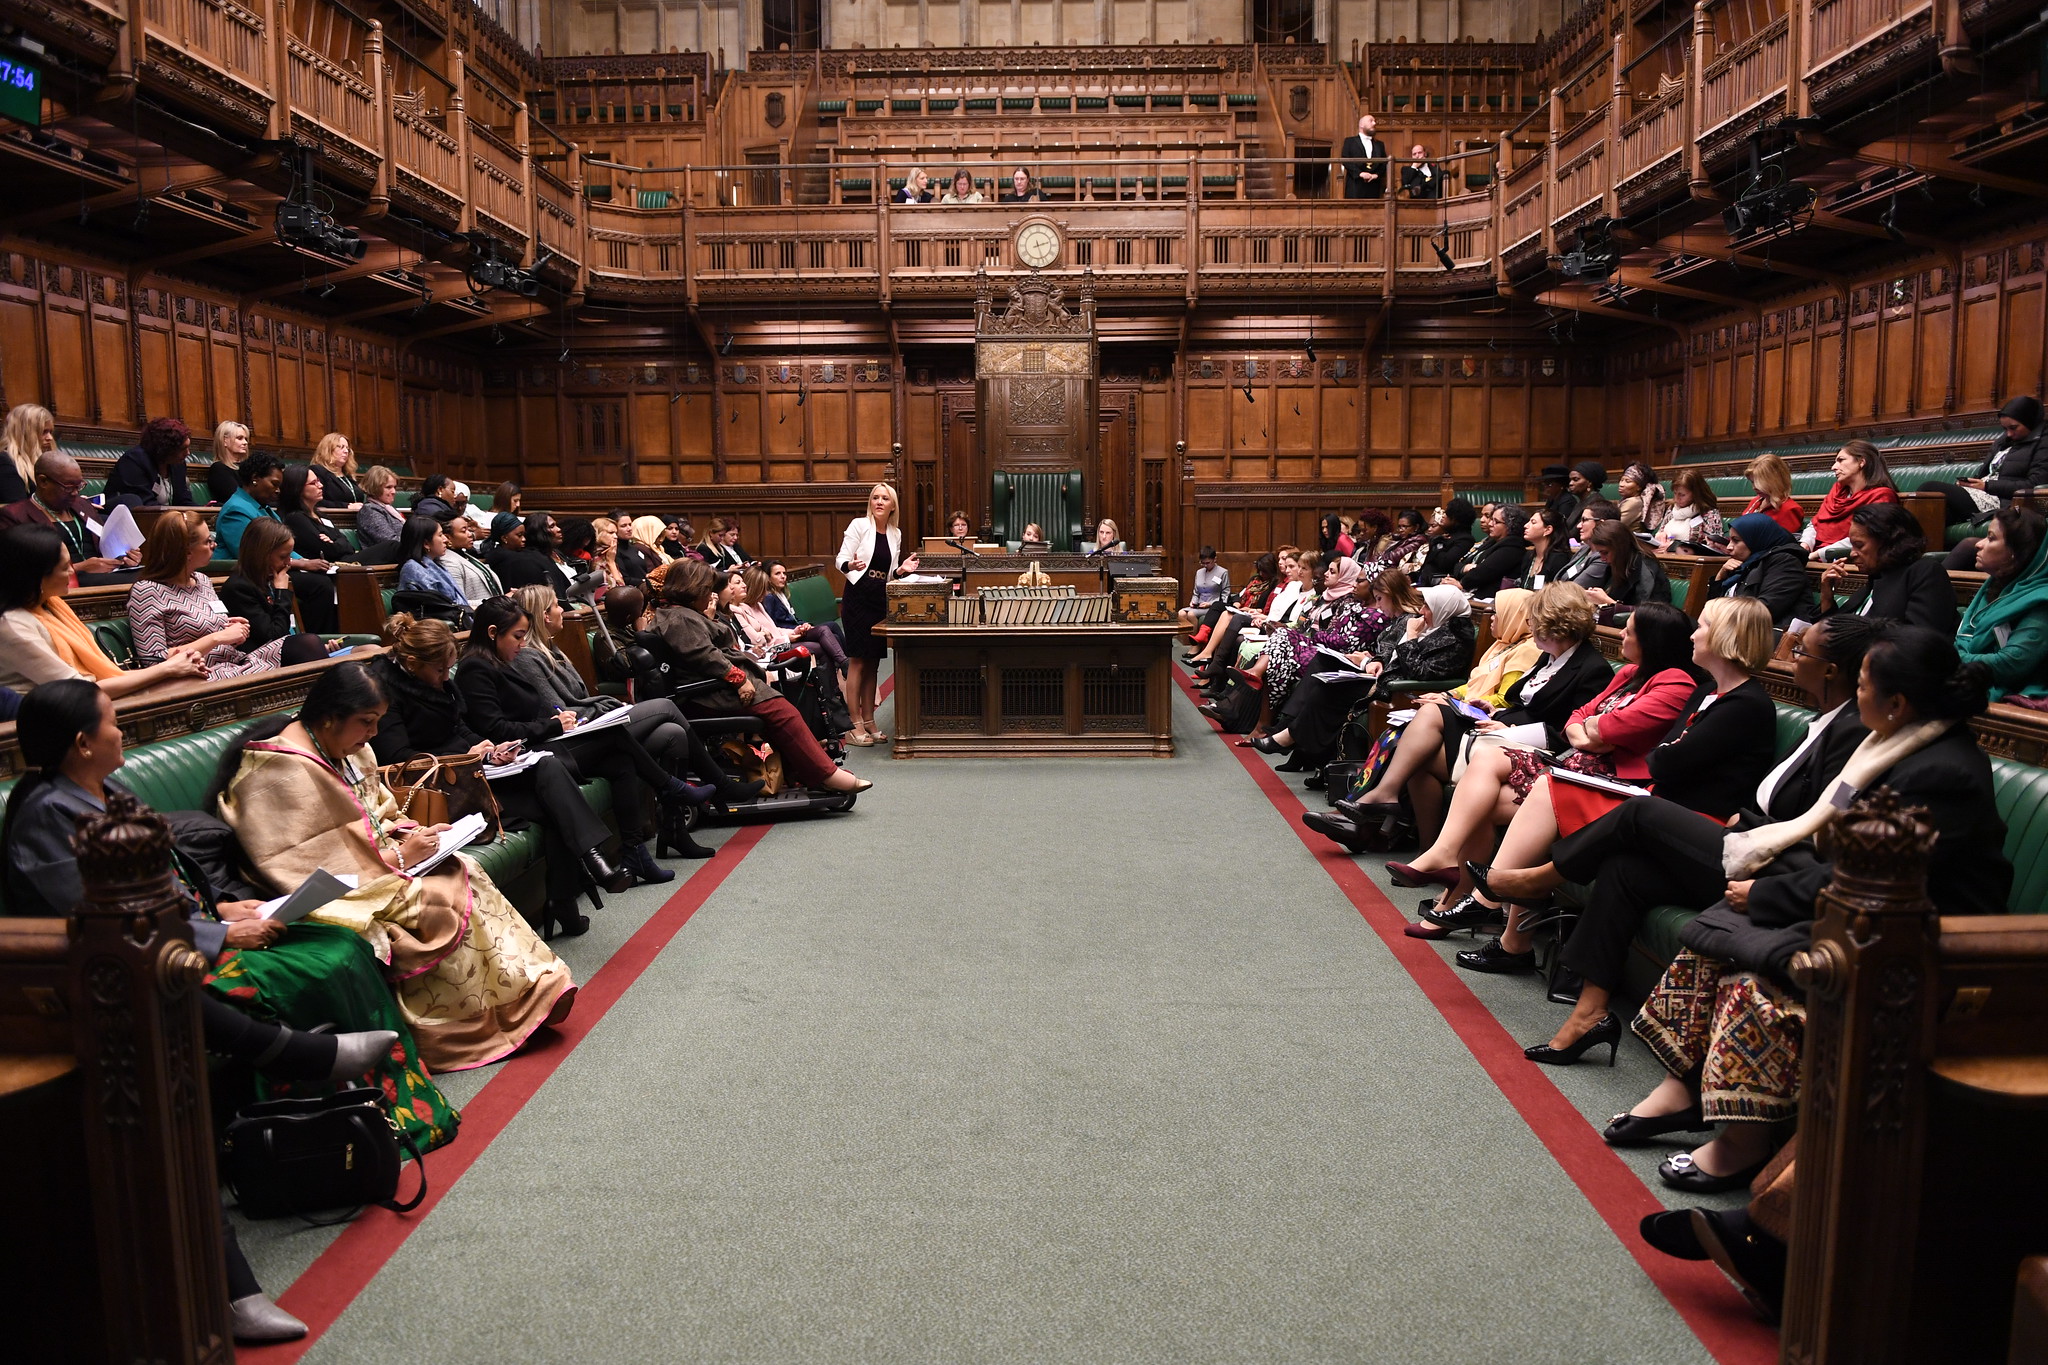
[1819,787,1937,896]
[74,790,176,906]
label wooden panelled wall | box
[1617,229,2048,453]
[0,243,489,468]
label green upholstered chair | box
[786,572,840,626]
[990,469,1085,552]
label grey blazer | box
[511,644,594,711]
[355,500,405,545]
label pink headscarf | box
[1322,556,1361,602]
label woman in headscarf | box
[1362,508,1430,580]
[1802,439,1900,558]
[1707,511,1812,625]
[1923,395,2048,533]
[1236,557,1381,739]
[1616,463,1666,531]
[1955,505,2048,696]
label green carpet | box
[265,686,1723,1363]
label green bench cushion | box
[787,573,839,626]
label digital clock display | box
[0,56,43,128]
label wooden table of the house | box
[878,620,1179,758]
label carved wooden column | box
[70,790,232,1365]
[1780,789,1943,1365]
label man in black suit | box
[1401,144,1444,199]
[1339,113,1387,200]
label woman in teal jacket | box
[1956,506,2048,696]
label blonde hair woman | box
[1,403,54,503]
[835,482,916,745]
[205,420,251,503]
[311,432,363,508]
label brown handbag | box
[379,753,502,842]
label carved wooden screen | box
[974,272,1099,482]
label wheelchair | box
[623,631,859,827]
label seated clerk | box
[2,681,421,1345]
[455,596,713,892]
[1376,602,1699,924]
[1515,508,1572,589]
[1454,503,1530,598]
[102,415,197,511]
[1610,626,2007,1194]
[1554,500,1618,592]
[1583,520,1673,610]
[368,613,649,934]
[1485,612,1876,1071]
[650,558,872,796]
[0,451,140,581]
[1815,501,1958,633]
[1802,439,1900,560]
[1436,597,1779,985]
[1313,581,1608,853]
[1955,505,2048,697]
[218,519,321,654]
[0,523,208,698]
[214,452,339,633]
[279,465,358,565]
[394,514,468,616]
[1706,512,1812,626]
[437,510,505,605]
[1414,498,1476,586]
[1086,518,1125,555]
[129,511,326,676]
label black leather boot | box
[582,849,633,895]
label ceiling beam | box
[332,276,480,323]
[140,227,278,270]
[1806,209,1950,252]
[1612,267,1750,310]
[1800,132,2048,199]
[1630,231,1839,285]
[408,300,551,343]
[1523,287,1687,335]
[0,163,237,232]
[244,245,415,300]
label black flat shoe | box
[1689,1208,1787,1324]
[1523,1012,1622,1067]
[1420,892,1505,932]
[1334,795,1398,822]
[1463,860,1555,909]
[1301,810,1370,854]
[1274,754,1311,773]
[1302,770,1326,790]
[1602,1105,1712,1146]
[1638,1210,1709,1261]
[1454,936,1536,975]
[1658,1150,1767,1194]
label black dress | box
[841,534,891,663]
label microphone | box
[946,536,980,557]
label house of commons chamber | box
[4,0,2048,1359]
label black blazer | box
[1417,529,1474,586]
[1983,431,2048,500]
[1456,536,1529,597]
[1492,641,1613,733]
[1713,541,1812,625]
[1607,552,1673,607]
[1748,724,2010,925]
[1402,162,1444,199]
[489,546,570,594]
[453,655,567,744]
[1645,679,1779,820]
[204,461,240,504]
[318,470,364,506]
[1518,542,1572,588]
[103,448,193,510]
[1837,556,1959,634]
[368,655,485,762]
[218,573,299,649]
[1744,702,1870,826]
[0,461,25,504]
[283,509,356,563]
[1339,134,1387,198]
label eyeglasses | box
[43,477,86,494]
[1790,645,1820,662]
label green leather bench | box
[0,716,614,918]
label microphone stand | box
[947,537,980,557]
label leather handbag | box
[222,1088,427,1222]
[380,753,502,842]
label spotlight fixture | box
[1880,193,1904,242]
[558,347,570,363]
[1242,382,1255,402]
[1305,342,1317,363]
[1432,231,1456,272]
[796,384,808,408]
[1719,139,1814,240]
[463,234,543,297]
[719,332,735,355]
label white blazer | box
[836,515,903,587]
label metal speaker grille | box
[1080,666,1147,732]
[1000,667,1065,731]
[919,667,984,732]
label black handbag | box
[222,1087,427,1223]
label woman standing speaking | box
[836,483,918,746]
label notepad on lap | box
[1541,763,1651,799]
[402,813,489,877]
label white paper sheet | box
[562,704,635,735]
[483,750,547,780]
[95,504,144,559]
[258,869,358,922]
[402,812,489,877]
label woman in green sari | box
[1,681,458,1153]
[1956,506,2048,698]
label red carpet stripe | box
[1172,666,1779,1365]
[243,678,892,1361]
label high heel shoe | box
[1523,1012,1622,1067]
[541,899,591,940]
[1301,810,1370,853]
[581,849,633,895]
[1385,860,1461,889]
[1464,861,1555,909]
[1249,733,1286,755]
[619,840,675,885]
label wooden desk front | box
[880,621,1178,758]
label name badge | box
[1829,779,1857,811]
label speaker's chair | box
[990,469,1085,551]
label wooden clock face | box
[1015,221,1061,269]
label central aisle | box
[300,685,1723,1364]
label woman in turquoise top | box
[1956,506,2048,697]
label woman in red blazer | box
[1386,602,1701,960]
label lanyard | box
[38,499,89,560]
